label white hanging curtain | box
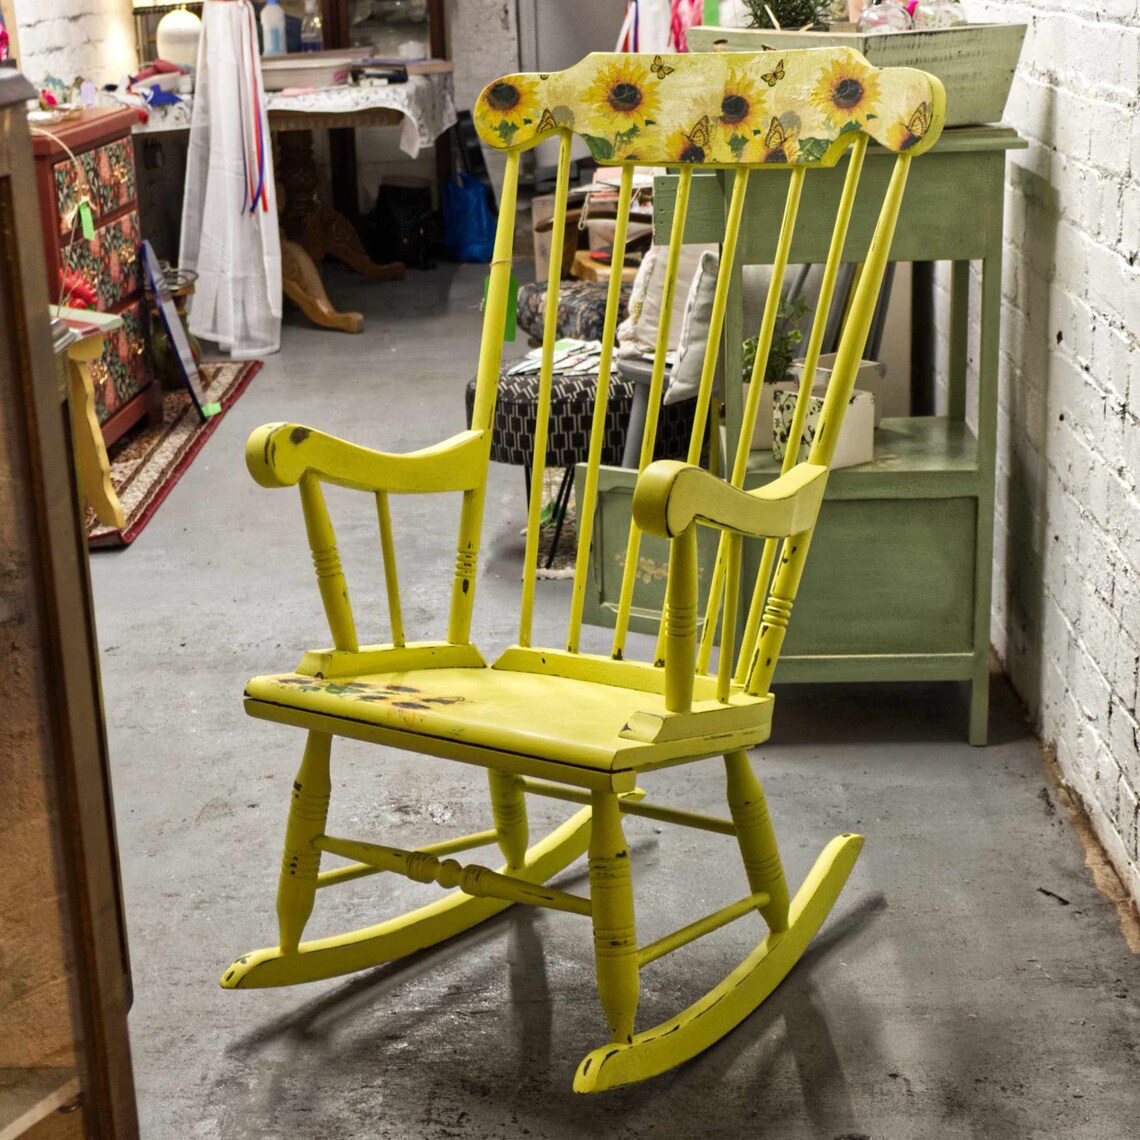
[180,0,282,359]
[616,0,674,52]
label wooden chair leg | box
[277,731,332,954]
[724,750,790,933]
[488,770,528,870]
[588,790,639,1044]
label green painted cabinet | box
[582,127,1026,744]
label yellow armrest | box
[246,423,488,494]
[632,460,828,539]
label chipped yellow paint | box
[227,48,944,1092]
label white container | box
[260,47,371,90]
[260,0,286,57]
[788,354,885,426]
[772,385,876,470]
[156,7,202,70]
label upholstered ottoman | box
[516,280,633,343]
[465,366,692,471]
[465,366,693,565]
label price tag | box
[79,200,95,241]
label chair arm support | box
[632,460,829,540]
[246,423,488,494]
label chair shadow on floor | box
[222,852,887,1132]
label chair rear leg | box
[588,790,639,1043]
[277,731,332,954]
[488,769,528,870]
[724,750,790,933]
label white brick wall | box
[956,0,1140,904]
[14,0,136,87]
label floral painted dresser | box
[33,109,161,447]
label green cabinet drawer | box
[582,466,978,665]
[753,496,977,658]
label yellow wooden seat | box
[225,48,945,1093]
[246,654,775,776]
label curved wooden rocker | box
[225,49,945,1092]
[222,802,594,990]
[574,832,863,1092]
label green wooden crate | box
[688,24,1027,128]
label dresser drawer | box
[61,209,142,312]
[89,299,152,426]
[54,137,137,234]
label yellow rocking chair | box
[225,49,945,1092]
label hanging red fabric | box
[669,0,703,51]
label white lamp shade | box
[156,7,203,69]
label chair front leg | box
[588,790,639,1043]
[277,731,332,954]
[724,750,790,933]
[488,769,529,870]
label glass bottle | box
[910,0,967,26]
[857,0,912,32]
[300,0,325,53]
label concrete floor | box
[91,265,1139,1139]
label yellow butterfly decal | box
[688,114,712,151]
[537,107,558,132]
[906,101,931,139]
[764,115,788,150]
[761,59,785,87]
[650,54,676,79]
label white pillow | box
[665,249,720,405]
[665,260,825,405]
[616,242,717,359]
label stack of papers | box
[505,339,616,378]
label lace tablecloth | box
[129,72,456,157]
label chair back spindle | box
[567,165,636,653]
[611,164,694,661]
[449,149,522,647]
[735,133,868,683]
[519,133,574,647]
[375,490,405,648]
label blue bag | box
[442,173,496,263]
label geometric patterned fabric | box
[465,366,694,469]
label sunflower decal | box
[716,68,767,160]
[585,57,660,134]
[476,74,541,143]
[811,57,880,128]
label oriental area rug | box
[87,360,262,549]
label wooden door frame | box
[0,70,139,1137]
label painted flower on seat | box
[811,56,880,128]
[886,100,932,152]
[585,57,660,134]
[477,74,540,143]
